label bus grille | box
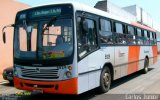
[21,67,59,79]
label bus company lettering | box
[118,50,125,57]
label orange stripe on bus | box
[14,77,78,95]
[128,46,140,74]
[152,46,158,64]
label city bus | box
[2,2,157,95]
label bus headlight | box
[65,71,72,78]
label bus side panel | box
[77,57,89,94]
[152,46,158,64]
[148,46,154,66]
[138,46,147,70]
[114,46,128,79]
[87,50,105,90]
[138,46,156,70]
[77,50,104,94]
[128,46,140,75]
[78,47,114,94]
[102,47,115,78]
[78,74,89,94]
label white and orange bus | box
[3,2,157,95]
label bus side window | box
[144,30,149,45]
[127,26,136,45]
[154,32,157,45]
[114,22,127,45]
[150,32,154,45]
[99,18,113,44]
[153,32,157,45]
[77,17,98,59]
[147,31,150,45]
[136,28,143,45]
[155,32,157,40]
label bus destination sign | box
[31,8,62,18]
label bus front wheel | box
[98,67,111,93]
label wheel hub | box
[103,72,110,87]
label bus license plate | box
[32,88,43,94]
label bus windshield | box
[14,18,73,60]
[42,18,73,59]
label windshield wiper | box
[42,16,57,33]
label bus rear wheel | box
[142,58,149,74]
[98,67,111,93]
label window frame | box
[76,12,99,61]
[99,18,113,45]
[127,25,135,35]
[113,21,127,45]
[126,25,136,45]
[115,22,124,34]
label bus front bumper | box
[14,77,78,95]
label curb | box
[0,80,8,85]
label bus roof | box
[20,1,156,32]
[21,1,130,24]
[131,22,156,32]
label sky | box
[16,0,160,24]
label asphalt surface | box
[0,58,160,100]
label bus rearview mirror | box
[3,32,6,44]
[2,24,15,44]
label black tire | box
[9,81,14,85]
[98,67,111,93]
[142,58,149,74]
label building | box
[0,0,30,81]
[94,1,136,22]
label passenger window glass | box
[152,32,156,45]
[147,31,150,38]
[77,17,98,59]
[155,33,157,39]
[100,19,111,32]
[99,19,113,44]
[144,30,148,38]
[137,28,142,37]
[136,28,143,45]
[127,26,136,45]
[154,33,157,45]
[115,23,123,33]
[149,32,154,45]
[127,26,134,35]
[144,30,149,45]
[115,22,126,45]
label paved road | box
[1,59,160,100]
